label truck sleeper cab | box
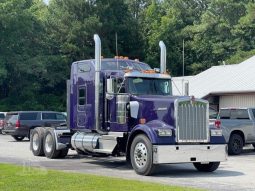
[30,34,227,175]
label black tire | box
[1,129,6,135]
[58,149,69,158]
[43,128,60,159]
[30,127,45,156]
[12,135,25,141]
[193,162,220,172]
[228,134,243,155]
[27,130,31,141]
[130,134,155,175]
[252,144,255,149]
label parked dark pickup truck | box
[3,111,66,141]
[0,112,6,134]
[216,108,255,155]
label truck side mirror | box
[129,101,139,118]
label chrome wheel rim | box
[32,133,39,151]
[134,142,148,168]
[45,134,53,153]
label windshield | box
[127,77,172,95]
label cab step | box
[97,133,124,154]
[93,149,113,154]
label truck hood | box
[130,95,185,127]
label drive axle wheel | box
[43,129,60,159]
[31,127,45,156]
[59,149,69,158]
[130,134,155,176]
[193,162,220,172]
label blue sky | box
[43,0,49,5]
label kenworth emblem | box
[190,95,195,105]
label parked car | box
[215,108,255,155]
[0,112,6,134]
[3,111,66,141]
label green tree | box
[228,2,255,64]
[142,0,208,75]
[95,0,144,59]
[184,0,253,74]
[0,0,48,110]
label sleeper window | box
[78,87,86,106]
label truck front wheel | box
[31,127,45,156]
[130,134,155,176]
[193,162,220,172]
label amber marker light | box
[139,118,146,124]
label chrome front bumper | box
[153,144,227,164]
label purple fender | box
[130,120,175,144]
[130,124,158,143]
[126,120,175,162]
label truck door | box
[106,78,129,132]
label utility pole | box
[182,39,185,95]
[182,39,185,77]
[115,32,118,57]
[115,32,119,70]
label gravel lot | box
[0,134,255,191]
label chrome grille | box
[175,99,209,143]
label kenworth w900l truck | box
[30,34,227,175]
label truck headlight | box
[210,129,223,136]
[157,129,172,136]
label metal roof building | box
[172,55,255,110]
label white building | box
[172,55,255,110]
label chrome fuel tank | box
[71,132,100,152]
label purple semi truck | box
[30,34,227,175]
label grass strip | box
[0,163,203,191]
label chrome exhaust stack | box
[94,34,101,132]
[159,41,166,74]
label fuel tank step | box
[93,149,113,154]
[98,135,118,152]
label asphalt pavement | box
[0,134,255,191]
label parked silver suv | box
[217,108,255,155]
